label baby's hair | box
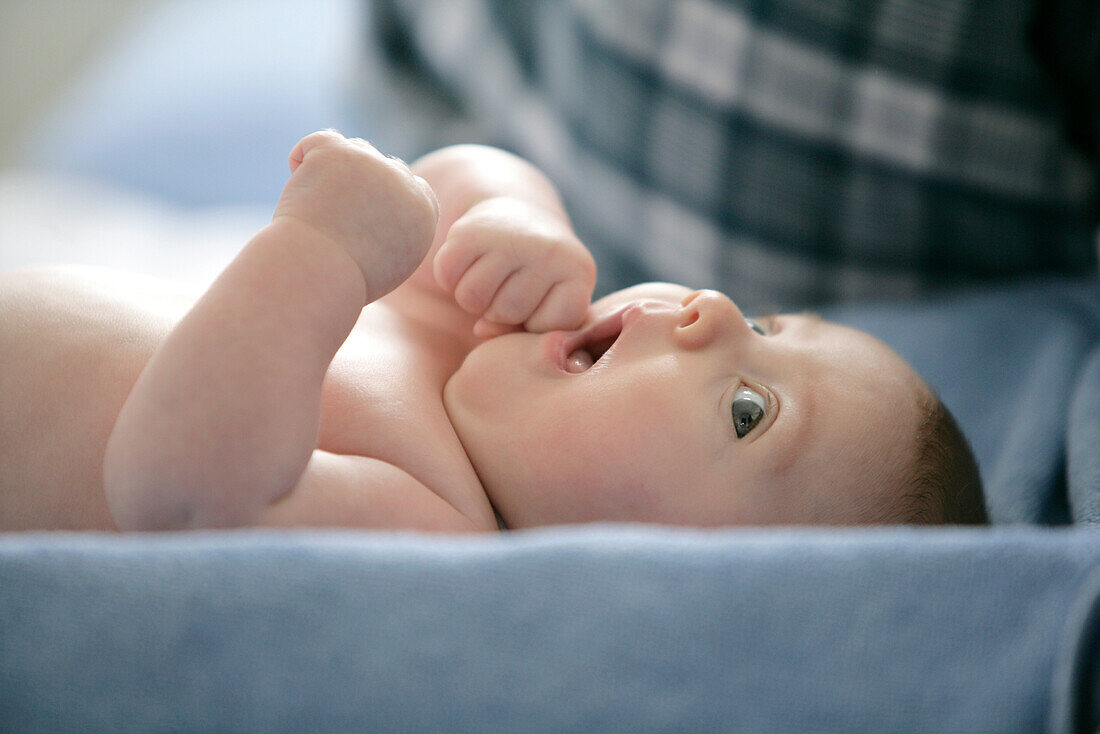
[897,391,987,525]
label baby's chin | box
[453,329,543,378]
[442,330,550,501]
[442,329,538,435]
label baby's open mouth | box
[564,313,623,373]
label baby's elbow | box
[103,433,195,532]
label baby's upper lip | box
[550,299,678,372]
[558,299,676,370]
[563,305,630,359]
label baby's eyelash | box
[751,312,780,335]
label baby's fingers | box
[524,279,592,333]
[433,237,485,295]
[451,252,515,315]
[481,268,553,326]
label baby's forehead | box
[803,316,921,383]
[771,390,926,524]
[766,318,929,499]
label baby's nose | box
[675,290,750,350]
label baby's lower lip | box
[542,331,570,372]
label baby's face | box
[444,283,927,528]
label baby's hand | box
[273,131,439,301]
[433,197,596,338]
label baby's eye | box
[746,318,768,336]
[732,387,767,438]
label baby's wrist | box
[264,215,369,304]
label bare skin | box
[0,132,926,533]
[0,133,594,532]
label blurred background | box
[2,0,1095,300]
[1,1,144,168]
[0,0,364,282]
[1,0,364,201]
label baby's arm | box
[408,145,596,337]
[104,131,448,531]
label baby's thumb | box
[288,129,345,174]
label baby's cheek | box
[587,479,665,523]
[557,432,666,522]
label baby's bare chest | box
[315,308,484,510]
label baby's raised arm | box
[409,145,596,338]
[104,132,440,530]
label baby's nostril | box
[681,310,699,327]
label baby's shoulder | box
[319,302,493,527]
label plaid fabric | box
[360,0,1099,308]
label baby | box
[0,131,986,532]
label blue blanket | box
[2,527,1099,732]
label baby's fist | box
[433,196,596,337]
[275,131,439,301]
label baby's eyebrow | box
[746,307,779,328]
[791,310,824,331]
[753,308,821,322]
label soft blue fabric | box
[2,527,1100,733]
[1068,346,1100,523]
[1050,563,1100,734]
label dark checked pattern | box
[362,0,1099,309]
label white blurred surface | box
[0,171,265,284]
